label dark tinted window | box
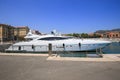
[38,37,68,40]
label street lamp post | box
[1,27,3,44]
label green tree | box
[73,33,80,37]
[81,33,89,38]
[67,34,73,36]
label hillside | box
[95,28,120,34]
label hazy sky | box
[0,0,120,33]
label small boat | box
[6,30,111,52]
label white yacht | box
[6,30,111,52]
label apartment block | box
[0,24,29,42]
[14,27,29,41]
[0,24,14,41]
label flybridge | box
[24,30,62,40]
[24,30,40,40]
[51,30,61,36]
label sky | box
[0,0,120,33]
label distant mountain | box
[95,30,109,34]
[111,28,120,31]
[95,28,120,34]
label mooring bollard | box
[78,43,81,49]
[48,43,52,56]
[32,45,35,52]
[18,46,21,51]
[63,43,65,51]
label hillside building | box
[102,32,120,38]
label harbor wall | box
[0,44,12,52]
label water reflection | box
[103,42,120,54]
[59,42,120,57]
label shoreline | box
[0,53,120,62]
[81,38,120,42]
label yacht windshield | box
[38,37,69,41]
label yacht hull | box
[6,39,111,53]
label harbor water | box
[59,42,120,57]
[103,42,120,54]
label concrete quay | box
[47,54,120,62]
[0,53,120,80]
